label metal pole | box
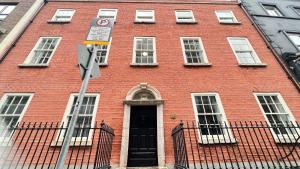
[55,45,97,169]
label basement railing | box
[172,121,300,169]
[0,121,114,169]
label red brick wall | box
[0,1,300,166]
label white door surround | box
[119,83,166,169]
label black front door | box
[127,106,158,167]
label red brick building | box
[0,0,300,168]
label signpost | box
[55,17,114,169]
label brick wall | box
[0,1,300,166]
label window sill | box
[47,20,71,24]
[176,21,198,24]
[18,64,49,68]
[238,63,267,67]
[51,140,92,147]
[99,63,108,67]
[274,135,300,144]
[199,137,236,144]
[184,63,212,67]
[134,20,155,24]
[130,63,158,67]
[219,22,241,25]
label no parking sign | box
[84,17,114,45]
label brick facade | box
[0,0,300,168]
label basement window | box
[0,4,16,21]
[293,7,300,16]
[175,10,196,23]
[51,9,75,22]
[191,93,235,144]
[58,94,100,143]
[0,93,33,140]
[255,93,299,143]
[135,10,155,23]
[20,37,61,67]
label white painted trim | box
[119,84,165,168]
[97,8,118,21]
[96,37,112,65]
[0,93,34,141]
[227,37,263,65]
[23,37,62,66]
[135,9,155,23]
[132,37,157,65]
[175,10,196,23]
[215,10,239,23]
[180,37,209,64]
[191,93,235,144]
[253,92,300,143]
[58,93,100,143]
[51,9,76,22]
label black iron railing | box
[0,121,114,169]
[172,121,300,169]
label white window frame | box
[0,93,33,141]
[57,93,100,145]
[191,93,235,144]
[227,37,264,66]
[21,37,62,67]
[0,4,16,21]
[51,9,75,22]
[135,10,155,23]
[175,10,196,23]
[286,32,300,51]
[132,37,157,66]
[215,10,239,24]
[95,38,112,65]
[254,93,299,143]
[180,37,210,65]
[97,9,118,21]
[262,4,283,17]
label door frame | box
[119,83,165,169]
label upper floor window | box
[0,93,33,138]
[191,93,234,144]
[22,37,61,66]
[51,9,75,22]
[60,94,100,142]
[228,37,264,66]
[175,10,196,23]
[0,4,16,20]
[287,33,300,51]
[98,9,118,21]
[255,93,298,143]
[215,10,238,24]
[132,37,156,65]
[180,37,209,65]
[95,38,112,65]
[262,4,283,16]
[135,10,155,23]
[294,7,300,16]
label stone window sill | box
[134,21,155,24]
[18,64,49,68]
[130,63,159,67]
[47,20,71,24]
[176,21,198,24]
[184,63,212,67]
[238,63,267,67]
[220,22,241,25]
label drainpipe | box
[239,2,300,92]
[0,0,46,63]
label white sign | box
[86,18,114,43]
